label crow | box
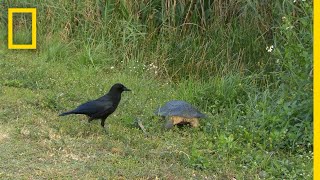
[59,83,131,130]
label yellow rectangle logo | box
[8,8,37,49]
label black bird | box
[59,83,131,129]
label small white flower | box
[110,66,114,69]
[266,45,274,52]
[282,16,286,21]
[286,25,294,30]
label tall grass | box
[2,0,275,77]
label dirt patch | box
[0,131,9,142]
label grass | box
[0,0,313,179]
[0,50,312,179]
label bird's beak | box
[123,87,131,91]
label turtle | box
[154,100,206,129]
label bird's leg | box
[88,117,94,123]
[101,118,109,134]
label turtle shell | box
[154,100,206,118]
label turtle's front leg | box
[190,118,200,127]
[164,116,174,129]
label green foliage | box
[269,0,313,151]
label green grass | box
[0,0,313,179]
[0,51,312,179]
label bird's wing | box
[72,99,113,116]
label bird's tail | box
[59,111,74,116]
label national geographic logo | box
[7,8,37,49]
